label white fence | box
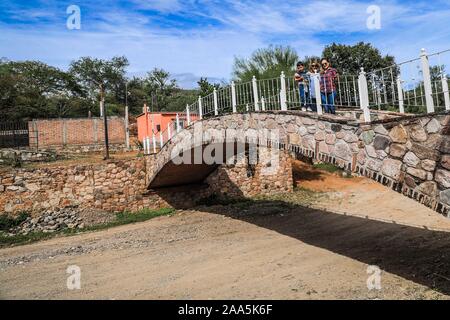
[142,48,450,154]
[366,48,450,114]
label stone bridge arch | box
[147,111,450,216]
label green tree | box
[232,45,299,82]
[197,77,220,97]
[0,60,82,120]
[144,68,178,112]
[322,42,395,74]
[69,56,129,116]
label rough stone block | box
[381,158,402,179]
[389,125,408,143]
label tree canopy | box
[232,45,299,82]
[0,42,404,121]
[322,42,395,74]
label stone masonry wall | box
[0,158,151,214]
[150,111,450,215]
[206,148,293,198]
[2,111,449,217]
[0,146,293,215]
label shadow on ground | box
[154,164,450,296]
[198,197,450,295]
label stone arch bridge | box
[147,109,450,216]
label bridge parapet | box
[148,110,450,216]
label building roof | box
[136,111,188,118]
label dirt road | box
[1,162,450,299]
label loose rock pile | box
[12,207,84,235]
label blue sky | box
[1,0,450,88]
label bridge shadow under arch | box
[152,165,450,296]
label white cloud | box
[1,0,450,88]
[131,0,183,13]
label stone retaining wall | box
[0,146,293,215]
[0,149,58,164]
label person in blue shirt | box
[294,61,308,109]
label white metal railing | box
[365,48,450,114]
[141,48,449,155]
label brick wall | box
[28,117,126,149]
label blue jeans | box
[308,98,317,112]
[299,84,307,107]
[321,91,336,114]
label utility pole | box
[125,81,130,150]
[100,83,110,160]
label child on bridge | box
[294,61,308,110]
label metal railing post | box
[186,104,191,126]
[397,77,405,113]
[261,97,266,111]
[358,68,371,123]
[152,134,156,154]
[213,88,218,116]
[198,96,203,119]
[231,81,237,113]
[420,48,435,113]
[313,72,323,115]
[280,72,287,111]
[176,113,181,133]
[442,74,450,111]
[252,76,260,111]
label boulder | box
[389,143,407,158]
[344,133,358,143]
[360,130,375,145]
[406,167,427,180]
[381,159,402,179]
[367,159,383,171]
[374,125,389,135]
[403,152,420,168]
[426,118,441,134]
[421,159,436,172]
[325,134,336,145]
[365,145,377,158]
[373,135,390,150]
[436,169,450,188]
[417,181,438,196]
[441,155,450,170]
[410,143,440,161]
[440,189,450,206]
[409,124,427,142]
[334,141,352,161]
[389,125,408,143]
[314,131,325,141]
